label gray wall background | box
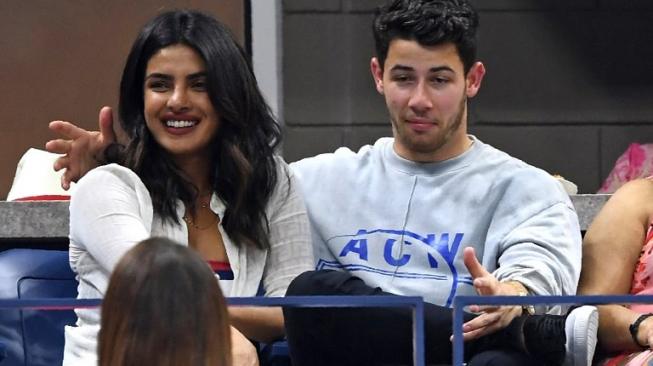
[281,0,653,193]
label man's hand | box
[230,326,260,366]
[45,106,117,190]
[457,247,524,341]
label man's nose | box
[407,82,433,112]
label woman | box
[579,178,653,365]
[62,10,313,365]
[99,237,231,366]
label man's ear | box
[465,61,486,98]
[370,57,384,95]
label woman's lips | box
[162,118,200,135]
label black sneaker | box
[522,306,598,366]
[522,313,566,366]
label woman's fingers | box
[45,139,72,156]
[48,120,89,140]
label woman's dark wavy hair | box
[373,0,479,73]
[113,10,282,249]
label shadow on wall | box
[474,3,653,123]
[281,1,653,193]
[468,2,653,192]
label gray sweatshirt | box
[290,137,581,310]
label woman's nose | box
[167,87,190,111]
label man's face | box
[371,40,484,162]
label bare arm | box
[230,325,260,366]
[228,162,313,343]
[579,179,653,351]
[45,106,118,189]
[229,307,285,343]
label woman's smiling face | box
[143,44,219,160]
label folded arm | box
[579,179,653,352]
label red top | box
[13,195,70,201]
[208,260,233,280]
[207,260,231,272]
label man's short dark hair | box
[373,0,479,73]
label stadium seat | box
[0,342,6,363]
[0,249,78,366]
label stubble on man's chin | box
[392,97,468,157]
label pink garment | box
[602,225,653,366]
[603,351,653,366]
[630,227,653,311]
[599,143,653,193]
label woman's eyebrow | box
[145,73,172,80]
[187,72,207,80]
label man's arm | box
[45,106,117,189]
[460,172,583,340]
[489,170,583,303]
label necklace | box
[183,200,218,230]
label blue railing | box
[0,295,426,366]
[453,294,653,366]
[12,293,648,365]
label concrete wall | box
[282,0,653,193]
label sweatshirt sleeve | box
[489,171,582,308]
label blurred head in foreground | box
[98,237,231,366]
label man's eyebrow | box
[429,66,455,73]
[390,64,414,72]
[389,65,455,73]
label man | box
[279,1,594,365]
[46,1,596,365]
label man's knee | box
[286,269,355,296]
[286,270,321,296]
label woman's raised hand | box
[45,106,117,190]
